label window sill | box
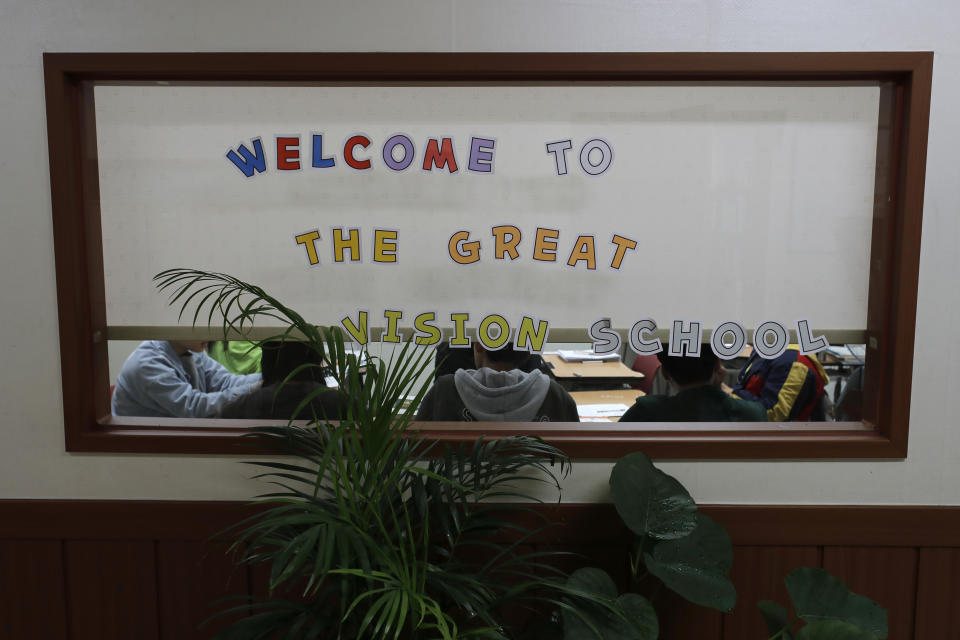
[78,416,900,459]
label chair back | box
[630,354,661,395]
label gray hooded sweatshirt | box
[415,367,579,422]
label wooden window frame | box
[44,52,932,458]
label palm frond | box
[157,269,601,640]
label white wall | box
[1,0,957,504]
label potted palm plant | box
[155,268,640,640]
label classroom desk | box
[571,388,642,422]
[543,354,644,389]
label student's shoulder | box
[619,394,668,422]
[724,394,767,421]
[122,341,178,374]
[538,378,578,418]
[545,379,579,407]
[138,340,173,354]
[417,374,467,421]
[433,373,458,392]
[219,388,264,419]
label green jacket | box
[619,385,767,422]
[207,341,262,375]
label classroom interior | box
[105,337,867,424]
[1,2,958,639]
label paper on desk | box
[846,344,866,359]
[557,349,621,363]
[577,403,630,420]
[824,344,866,362]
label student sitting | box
[220,341,342,421]
[432,342,551,379]
[731,345,829,421]
[619,347,766,422]
[416,342,579,422]
[207,340,262,374]
[112,340,261,418]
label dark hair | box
[260,341,324,386]
[434,342,548,378]
[480,342,530,367]
[656,346,718,386]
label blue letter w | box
[226,138,266,177]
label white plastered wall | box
[0,0,957,503]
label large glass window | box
[45,52,931,457]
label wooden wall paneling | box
[5,502,959,547]
[0,540,69,640]
[913,548,960,639]
[156,541,249,640]
[823,546,918,640]
[482,543,542,635]
[709,505,960,547]
[65,540,160,640]
[0,499,260,541]
[654,589,723,639]
[530,503,631,586]
[722,545,821,640]
[535,542,631,590]
[0,502,958,639]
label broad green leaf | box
[785,568,887,639]
[758,600,794,639]
[609,452,697,540]
[567,567,619,598]
[795,619,880,640]
[563,603,607,640]
[562,570,658,640]
[617,593,659,640]
[642,514,736,611]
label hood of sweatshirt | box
[452,367,550,421]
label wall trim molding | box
[2,500,958,547]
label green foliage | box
[785,568,887,638]
[609,452,697,541]
[759,568,888,640]
[560,451,736,640]
[794,620,881,640]
[561,568,658,640]
[152,269,891,640]
[610,454,735,613]
[758,600,794,640]
[642,513,736,611]
[154,268,610,640]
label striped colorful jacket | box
[732,347,830,421]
